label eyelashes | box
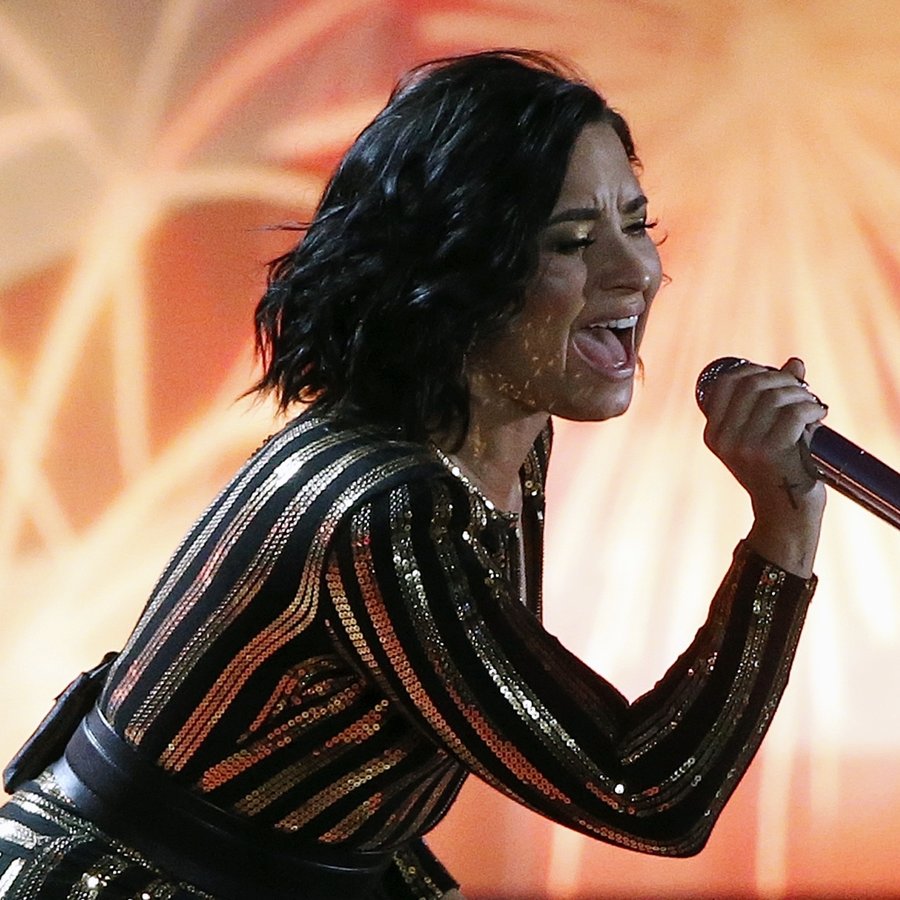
[553,218,659,254]
[554,237,596,255]
[625,218,658,236]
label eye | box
[624,217,658,236]
[554,236,596,255]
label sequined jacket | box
[99,411,816,898]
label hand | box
[700,357,827,577]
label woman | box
[0,50,825,899]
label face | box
[468,122,663,423]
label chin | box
[552,383,635,422]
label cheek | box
[525,257,588,322]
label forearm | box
[619,541,815,852]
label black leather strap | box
[51,707,391,900]
[3,652,117,793]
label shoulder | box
[247,412,450,519]
[242,412,552,548]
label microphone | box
[696,357,900,530]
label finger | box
[701,362,768,428]
[716,389,813,459]
[780,357,831,412]
[780,356,806,383]
[703,365,811,447]
[764,396,829,449]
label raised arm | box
[324,475,815,857]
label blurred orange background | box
[2,2,900,897]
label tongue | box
[572,328,627,369]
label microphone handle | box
[811,427,900,530]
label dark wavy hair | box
[252,49,637,443]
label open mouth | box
[572,314,639,373]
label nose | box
[588,232,660,295]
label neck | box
[434,388,548,516]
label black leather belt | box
[49,707,392,900]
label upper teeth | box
[590,315,638,330]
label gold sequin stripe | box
[273,734,419,833]
[614,616,730,764]
[333,497,529,809]
[429,456,526,603]
[161,452,429,771]
[419,484,621,802]
[742,579,810,743]
[614,564,810,836]
[324,730,462,845]
[380,472,808,852]
[411,484,788,850]
[611,565,783,819]
[343,752,460,848]
[646,594,814,857]
[319,792,384,843]
[376,483,579,814]
[229,696,384,817]
[360,759,462,849]
[8,830,88,899]
[620,545,813,767]
[110,420,326,719]
[614,548,747,761]
[107,417,323,716]
[392,846,447,900]
[627,560,799,785]
[328,504,518,795]
[228,711,449,840]
[242,669,303,738]
[688,570,813,845]
[199,681,369,793]
[444,596,639,817]
[281,740,439,843]
[157,447,421,769]
[453,597,626,800]
[242,655,356,738]
[506,604,624,742]
[120,427,355,740]
[0,791,210,899]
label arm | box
[324,475,815,856]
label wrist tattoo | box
[780,477,802,511]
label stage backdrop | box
[2,2,900,897]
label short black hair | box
[253,49,636,442]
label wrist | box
[746,493,824,579]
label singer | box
[0,51,827,899]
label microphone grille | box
[695,357,747,410]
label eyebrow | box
[546,194,648,225]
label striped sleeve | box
[324,475,815,856]
[373,839,458,899]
